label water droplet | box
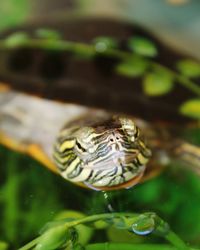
[131,215,155,235]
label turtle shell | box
[0,16,199,123]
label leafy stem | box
[1,31,200,119]
[18,212,190,250]
[151,62,200,96]
[0,33,200,98]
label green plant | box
[19,211,192,250]
[1,30,200,119]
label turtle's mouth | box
[84,150,139,170]
[80,143,151,190]
[83,161,146,190]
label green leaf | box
[93,36,118,52]
[128,37,157,57]
[35,225,69,250]
[4,32,29,48]
[107,226,146,244]
[55,210,93,245]
[116,57,148,77]
[179,99,200,119]
[176,59,200,78]
[78,243,181,250]
[0,241,8,250]
[143,70,174,96]
[35,28,62,40]
[93,219,109,229]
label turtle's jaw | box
[83,163,146,191]
[81,146,149,191]
[84,169,146,191]
[85,149,139,169]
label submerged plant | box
[19,211,192,250]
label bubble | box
[102,191,115,212]
[131,215,155,236]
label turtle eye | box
[129,126,140,142]
[76,141,87,153]
[126,129,139,142]
[119,117,140,142]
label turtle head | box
[54,116,152,190]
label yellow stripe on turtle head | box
[59,139,75,152]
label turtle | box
[0,17,199,191]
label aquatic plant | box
[1,29,200,119]
[0,3,200,249]
[19,211,192,250]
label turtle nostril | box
[109,134,121,142]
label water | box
[1,143,200,249]
[0,2,200,248]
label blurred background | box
[1,0,200,58]
[0,1,200,249]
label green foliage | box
[0,11,200,249]
[176,59,200,78]
[127,169,200,244]
[116,57,148,77]
[107,226,146,244]
[75,243,198,250]
[1,132,200,249]
[4,32,29,48]
[143,70,174,96]
[1,30,199,118]
[93,37,118,52]
[179,99,200,119]
[19,211,189,250]
[34,225,69,250]
[35,29,62,40]
[0,241,8,250]
[127,37,158,57]
[0,29,200,119]
[0,147,64,247]
[55,210,94,245]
